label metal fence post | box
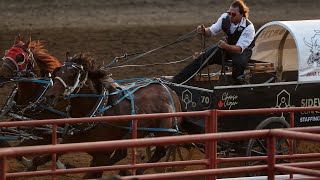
[51,123,58,180]
[0,156,6,180]
[131,119,138,175]
[289,112,294,179]
[206,110,217,180]
[267,135,276,180]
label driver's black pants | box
[171,45,252,85]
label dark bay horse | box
[0,35,68,168]
[40,52,182,178]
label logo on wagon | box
[304,30,320,67]
[218,92,238,110]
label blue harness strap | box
[66,78,179,133]
[39,104,69,117]
[99,78,179,133]
[98,79,154,113]
[15,78,52,84]
[0,137,19,141]
[102,123,178,133]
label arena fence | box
[0,107,320,180]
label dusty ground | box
[1,0,320,179]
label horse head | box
[0,35,61,84]
[0,35,33,83]
[46,52,107,106]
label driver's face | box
[227,6,242,24]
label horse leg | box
[26,153,63,171]
[106,148,133,176]
[83,152,114,179]
[0,140,11,148]
[16,136,66,169]
[15,137,50,169]
[0,141,34,168]
[136,146,167,175]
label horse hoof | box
[20,157,33,168]
[25,166,37,171]
[107,175,121,180]
[64,162,76,169]
[119,170,131,176]
[136,169,145,175]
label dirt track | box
[1,1,320,179]
[1,0,320,80]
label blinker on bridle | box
[2,43,35,76]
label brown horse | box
[40,52,182,178]
[0,35,63,118]
[0,35,68,168]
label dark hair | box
[231,0,249,18]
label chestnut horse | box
[39,52,182,178]
[0,35,68,168]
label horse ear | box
[23,36,31,49]
[14,34,21,45]
[65,51,70,61]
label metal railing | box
[0,107,320,179]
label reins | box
[178,43,220,85]
[101,29,198,70]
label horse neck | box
[14,56,47,105]
[16,81,43,105]
[70,78,101,118]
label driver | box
[172,0,255,85]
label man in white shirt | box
[172,0,255,85]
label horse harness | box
[56,62,180,135]
[54,62,88,97]
[0,43,68,120]
[0,44,70,139]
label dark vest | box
[221,16,255,50]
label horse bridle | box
[54,62,88,97]
[2,44,36,77]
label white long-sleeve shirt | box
[209,13,255,53]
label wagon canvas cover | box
[252,20,320,82]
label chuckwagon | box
[167,20,320,159]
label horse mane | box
[71,52,108,80]
[70,52,112,93]
[29,41,61,74]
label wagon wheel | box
[246,117,296,176]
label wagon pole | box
[101,29,198,70]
